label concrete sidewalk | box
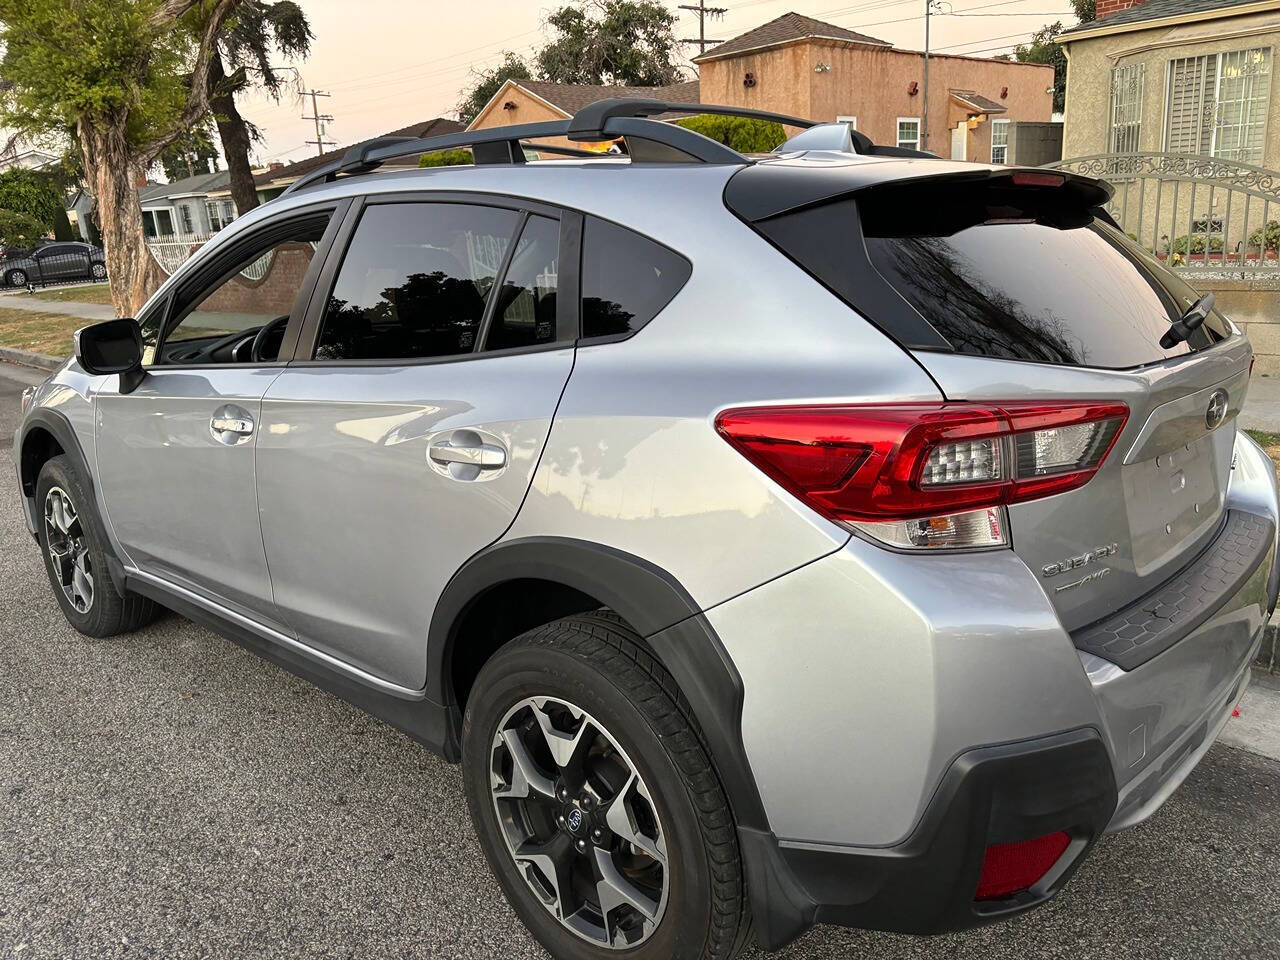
[0,293,114,321]
[1242,374,1280,432]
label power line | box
[679,0,729,55]
[301,89,336,157]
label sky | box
[236,0,1079,169]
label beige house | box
[694,12,1054,162]
[1059,0,1280,165]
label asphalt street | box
[2,360,1279,960]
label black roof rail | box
[276,98,822,200]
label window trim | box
[291,190,580,368]
[896,117,921,150]
[147,199,349,370]
[990,118,1011,164]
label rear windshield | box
[858,179,1230,368]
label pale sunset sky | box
[236,0,1079,169]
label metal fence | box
[1050,152,1280,276]
[146,232,275,281]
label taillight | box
[975,831,1072,901]
[715,401,1127,550]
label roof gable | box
[693,11,891,63]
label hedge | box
[419,148,475,167]
[675,115,787,154]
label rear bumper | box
[740,728,1117,948]
[708,431,1278,951]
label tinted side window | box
[315,202,519,361]
[484,214,561,351]
[580,217,690,339]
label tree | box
[157,116,220,181]
[457,52,534,126]
[537,0,685,86]
[0,168,66,231]
[1014,0,1096,113]
[204,1,312,215]
[0,209,47,249]
[0,0,242,315]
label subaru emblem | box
[1205,389,1229,430]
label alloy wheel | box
[490,696,669,949]
[44,486,93,613]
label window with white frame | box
[1165,47,1271,162]
[179,202,194,234]
[206,200,222,232]
[1109,62,1145,153]
[990,119,1010,164]
[897,118,921,150]
[837,115,857,129]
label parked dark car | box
[4,241,106,287]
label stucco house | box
[139,170,235,239]
[693,11,1055,162]
[1058,0,1280,165]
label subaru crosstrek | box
[14,102,1278,959]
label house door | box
[951,125,966,160]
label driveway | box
[1,362,1279,960]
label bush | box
[675,115,787,153]
[419,148,475,167]
[1249,220,1280,252]
[0,168,65,233]
[0,208,47,248]
[1168,233,1224,255]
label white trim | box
[837,115,857,128]
[990,117,1011,163]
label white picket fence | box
[146,233,274,281]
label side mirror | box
[74,318,145,393]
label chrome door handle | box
[429,439,506,468]
[211,416,254,435]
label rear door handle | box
[427,429,507,480]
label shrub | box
[0,168,64,232]
[1168,233,1224,255]
[1249,220,1280,252]
[419,148,475,167]
[675,115,787,153]
[0,207,47,248]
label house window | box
[155,209,174,236]
[897,118,921,150]
[1165,48,1272,162]
[990,119,1010,164]
[222,200,235,224]
[1110,63,1145,153]
[179,203,194,234]
[837,115,857,129]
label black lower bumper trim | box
[741,728,1117,951]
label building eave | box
[1056,0,1280,42]
[692,34,890,63]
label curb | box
[0,345,63,372]
[1257,622,1279,673]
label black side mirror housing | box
[74,318,145,393]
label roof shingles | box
[693,11,890,62]
[254,117,464,188]
[1061,0,1273,34]
[515,79,701,115]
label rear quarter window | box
[580,217,690,339]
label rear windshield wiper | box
[1160,292,1215,348]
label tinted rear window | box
[858,180,1229,368]
[581,217,690,339]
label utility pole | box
[922,0,931,152]
[679,0,727,57]
[302,89,336,157]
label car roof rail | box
[276,98,822,200]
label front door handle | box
[210,404,255,445]
[427,429,507,481]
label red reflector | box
[1010,171,1066,188]
[975,832,1071,901]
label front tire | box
[462,612,751,960]
[7,268,27,287]
[35,456,158,637]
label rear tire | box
[462,611,751,960]
[90,262,107,280]
[35,456,158,637]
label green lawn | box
[31,283,114,306]
[0,307,83,357]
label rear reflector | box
[975,831,1072,901]
[1010,171,1066,188]
[715,402,1128,526]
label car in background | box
[4,240,106,287]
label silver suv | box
[15,102,1278,959]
